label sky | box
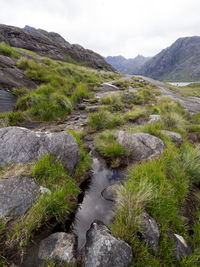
[1,0,200,58]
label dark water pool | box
[72,157,125,251]
[0,89,17,112]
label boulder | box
[0,127,81,173]
[161,130,183,147]
[88,106,99,112]
[0,177,39,218]
[115,131,165,162]
[148,114,161,124]
[139,212,160,255]
[101,183,120,202]
[85,221,132,267]
[174,234,192,261]
[38,232,75,264]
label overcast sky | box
[1,0,200,58]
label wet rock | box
[115,131,165,162]
[101,183,120,202]
[38,232,75,264]
[161,130,183,147]
[139,212,160,255]
[85,221,132,267]
[88,105,99,112]
[148,114,161,124]
[0,177,40,218]
[174,234,193,261]
[0,127,81,173]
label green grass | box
[88,110,124,131]
[3,154,80,252]
[109,141,197,266]
[124,107,149,122]
[95,131,129,162]
[0,42,20,58]
[100,94,124,111]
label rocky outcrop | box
[38,232,75,264]
[0,55,36,91]
[139,36,200,81]
[0,127,81,173]
[174,234,193,261]
[0,24,114,71]
[115,131,165,162]
[0,177,39,218]
[161,130,183,147]
[84,221,132,267]
[139,212,160,255]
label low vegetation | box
[0,42,20,59]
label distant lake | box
[169,82,200,87]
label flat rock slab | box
[0,176,39,218]
[0,127,81,173]
[85,221,132,267]
[115,131,165,162]
[38,232,75,264]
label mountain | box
[0,24,114,71]
[139,36,200,81]
[105,55,150,74]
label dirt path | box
[138,76,200,114]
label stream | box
[72,156,125,251]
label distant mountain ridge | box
[139,36,200,81]
[105,55,150,74]
[0,24,114,71]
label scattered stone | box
[123,93,133,100]
[115,131,165,162]
[39,186,51,195]
[78,103,86,110]
[0,127,81,173]
[139,212,160,255]
[0,177,40,218]
[161,130,183,147]
[38,232,75,264]
[85,221,132,267]
[101,183,120,202]
[88,105,98,112]
[174,234,192,261]
[148,114,161,124]
[128,87,137,93]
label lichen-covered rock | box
[174,234,193,261]
[0,177,39,218]
[161,130,183,147]
[38,232,75,264]
[85,221,132,267]
[148,114,161,124]
[0,127,81,173]
[140,212,160,255]
[115,131,165,162]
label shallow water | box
[0,89,17,112]
[72,157,125,250]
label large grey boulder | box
[161,130,183,147]
[0,177,39,218]
[0,127,81,173]
[38,232,75,264]
[174,234,192,261]
[101,183,120,202]
[139,212,160,255]
[115,131,165,162]
[85,221,132,267]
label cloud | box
[1,0,200,58]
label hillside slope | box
[105,55,150,74]
[0,24,114,71]
[139,36,200,81]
